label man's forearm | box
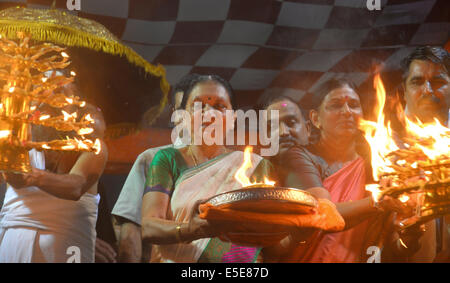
[30,169,86,201]
[118,222,142,263]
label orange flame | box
[234,146,276,187]
[365,184,383,202]
[359,74,399,181]
[404,117,450,160]
[360,74,450,200]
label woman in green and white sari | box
[141,75,273,263]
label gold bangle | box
[175,225,183,243]
[398,238,408,250]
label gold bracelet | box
[397,238,408,250]
[175,225,183,243]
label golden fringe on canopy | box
[0,6,170,126]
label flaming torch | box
[0,33,100,173]
[360,74,450,227]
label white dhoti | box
[0,227,87,263]
[0,149,99,263]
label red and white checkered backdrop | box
[1,0,448,114]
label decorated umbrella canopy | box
[0,5,170,134]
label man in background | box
[400,46,450,262]
[257,91,311,181]
[402,46,449,125]
[112,74,199,262]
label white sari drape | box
[155,151,263,263]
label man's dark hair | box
[180,74,235,110]
[170,73,202,109]
[401,46,450,81]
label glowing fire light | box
[404,117,450,160]
[359,74,399,182]
[72,137,89,150]
[365,184,383,203]
[264,177,276,186]
[360,74,450,202]
[234,146,276,187]
[0,130,11,139]
[85,114,94,123]
[62,144,76,150]
[61,110,77,121]
[0,34,100,173]
[399,194,410,203]
[39,115,50,121]
[93,138,101,155]
[78,128,94,135]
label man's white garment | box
[112,139,184,225]
[0,149,99,263]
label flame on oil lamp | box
[234,146,276,188]
[359,74,450,225]
[0,33,101,173]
